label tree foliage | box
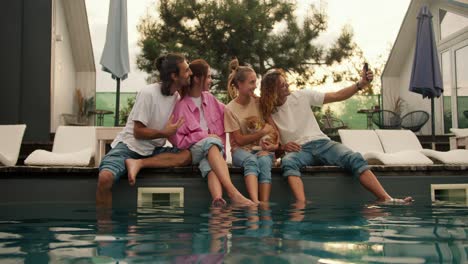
[137,0,356,91]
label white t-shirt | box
[111,83,179,156]
[272,89,329,145]
[190,96,208,131]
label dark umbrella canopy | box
[100,0,130,126]
[409,5,443,148]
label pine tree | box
[137,0,356,92]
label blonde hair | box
[260,69,286,118]
[227,58,255,100]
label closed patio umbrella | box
[100,0,130,126]
[409,5,443,149]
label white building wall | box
[397,46,435,135]
[51,0,76,132]
[383,2,455,135]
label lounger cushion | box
[421,149,468,165]
[0,152,16,167]
[450,128,468,137]
[377,129,468,165]
[375,129,423,153]
[52,126,96,153]
[338,129,384,153]
[24,148,94,166]
[364,150,433,165]
[24,126,96,167]
[338,129,432,165]
[0,124,27,166]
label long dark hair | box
[155,53,186,96]
[179,59,210,98]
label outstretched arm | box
[324,68,373,104]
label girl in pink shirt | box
[169,59,254,207]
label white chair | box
[338,129,433,165]
[25,126,96,166]
[0,124,26,166]
[449,128,468,150]
[376,129,468,165]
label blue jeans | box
[232,148,274,184]
[99,142,181,181]
[190,137,225,178]
[281,139,369,179]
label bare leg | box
[290,200,306,222]
[246,205,259,231]
[208,206,232,253]
[259,183,271,202]
[207,146,255,206]
[259,202,272,222]
[126,150,191,186]
[208,171,223,199]
[96,170,114,208]
[359,170,413,203]
[287,176,306,202]
[256,151,272,202]
[245,175,259,203]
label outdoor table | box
[357,109,378,129]
[89,109,114,126]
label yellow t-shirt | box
[224,97,263,151]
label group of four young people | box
[96,53,412,208]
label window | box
[439,9,468,40]
[441,51,452,133]
[455,44,468,128]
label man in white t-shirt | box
[97,53,193,208]
[259,68,413,204]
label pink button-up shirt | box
[169,91,226,150]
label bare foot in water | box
[380,196,414,204]
[230,193,256,206]
[211,197,227,207]
[125,159,142,186]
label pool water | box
[0,201,467,263]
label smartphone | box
[364,63,369,81]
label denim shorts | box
[190,137,225,178]
[281,139,369,179]
[232,148,274,184]
[99,142,181,181]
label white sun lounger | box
[25,126,96,166]
[449,128,468,150]
[376,129,468,165]
[0,124,27,166]
[338,129,433,165]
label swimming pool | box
[0,200,466,263]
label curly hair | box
[227,58,255,100]
[260,69,286,118]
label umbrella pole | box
[431,98,435,150]
[115,78,121,126]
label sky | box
[85,0,411,93]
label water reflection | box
[0,201,466,263]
